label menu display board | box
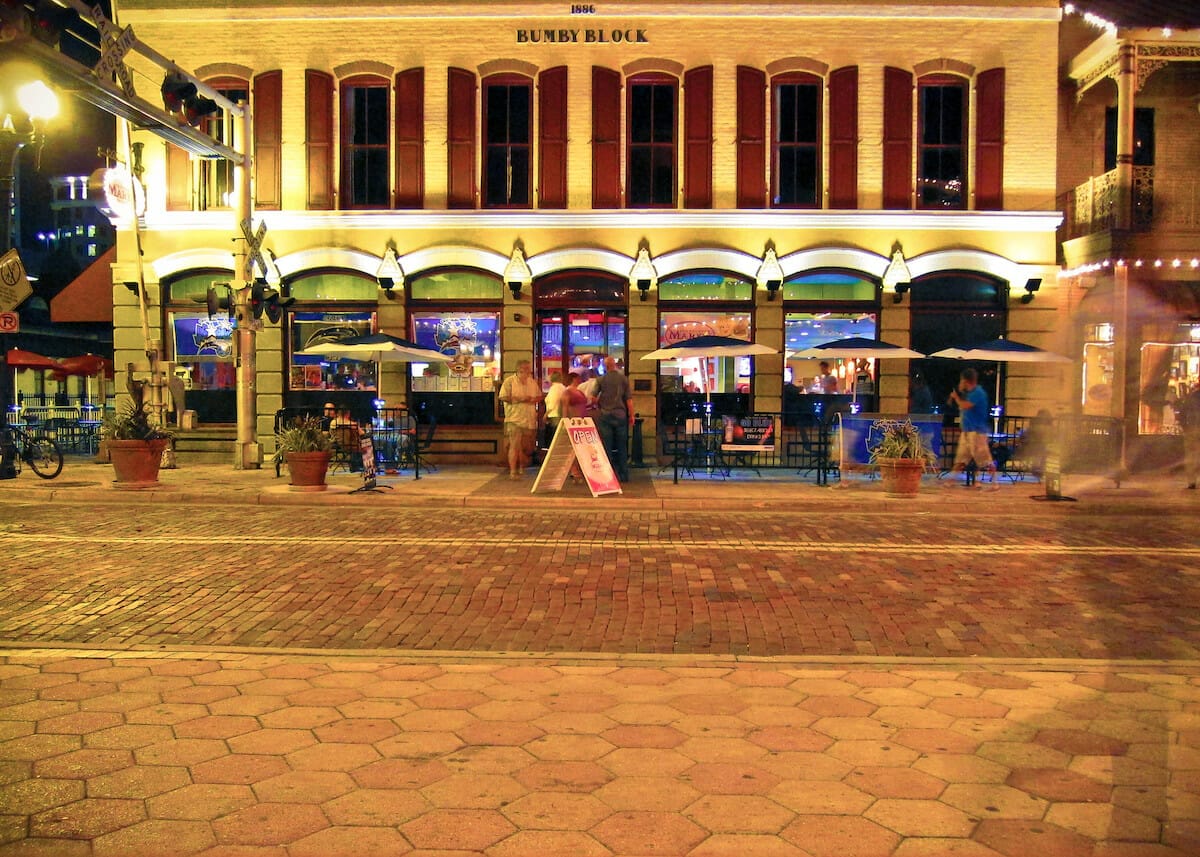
[531,418,622,497]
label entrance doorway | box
[537,310,627,387]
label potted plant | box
[275,416,334,491]
[868,418,937,497]
[102,378,174,489]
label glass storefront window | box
[409,312,501,389]
[657,311,752,395]
[1082,323,1115,417]
[785,312,878,394]
[783,271,876,302]
[1138,326,1200,435]
[410,271,504,301]
[289,311,377,391]
[409,312,501,425]
[288,273,378,301]
[658,272,753,301]
[539,311,626,388]
[168,311,236,392]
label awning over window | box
[50,247,115,324]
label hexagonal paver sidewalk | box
[1,652,1197,856]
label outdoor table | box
[672,417,730,482]
[77,420,103,454]
[371,424,415,471]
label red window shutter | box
[592,66,621,209]
[305,70,334,210]
[736,66,766,209]
[683,66,713,209]
[447,67,476,209]
[165,144,191,211]
[538,66,568,209]
[828,66,858,210]
[882,66,913,210]
[394,68,424,209]
[253,70,281,210]
[975,67,1005,210]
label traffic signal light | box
[161,72,219,127]
[195,284,233,319]
[30,0,76,48]
[250,281,295,324]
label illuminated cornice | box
[116,2,1061,23]
[135,209,1063,235]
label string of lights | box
[1062,257,1200,278]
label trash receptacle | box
[631,414,645,468]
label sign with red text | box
[0,312,18,334]
[531,417,622,497]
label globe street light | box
[2,76,60,252]
[1,72,58,450]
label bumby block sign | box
[532,417,622,497]
[515,28,648,43]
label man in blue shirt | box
[948,367,996,486]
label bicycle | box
[0,423,65,479]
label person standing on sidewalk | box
[543,371,566,448]
[595,356,633,482]
[499,359,543,479]
[1177,380,1200,489]
[947,367,997,487]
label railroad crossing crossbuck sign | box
[0,249,33,313]
[240,218,268,278]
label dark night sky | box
[18,1,117,250]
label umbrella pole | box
[994,363,1003,435]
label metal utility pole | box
[7,0,259,467]
[232,103,261,469]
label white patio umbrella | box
[929,337,1071,431]
[641,334,777,407]
[297,332,453,363]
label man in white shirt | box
[498,359,543,479]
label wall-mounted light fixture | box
[376,241,404,299]
[756,244,785,301]
[1020,277,1042,304]
[628,241,659,301]
[504,243,532,300]
[881,243,913,304]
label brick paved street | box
[1,470,1198,855]
[0,499,1197,659]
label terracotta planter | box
[877,457,926,497]
[109,438,170,489]
[285,451,332,491]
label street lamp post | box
[1,77,58,446]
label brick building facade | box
[108,0,1064,464]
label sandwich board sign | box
[532,417,622,497]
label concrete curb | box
[1,459,1196,514]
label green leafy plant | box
[275,416,333,455]
[868,418,937,465]
[102,382,173,442]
